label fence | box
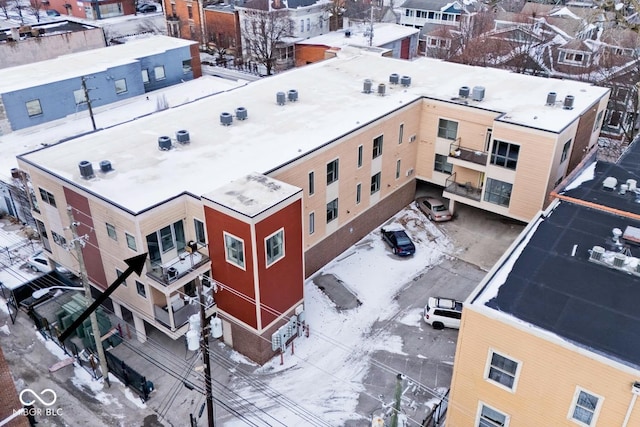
[422,388,449,427]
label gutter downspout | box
[622,383,640,427]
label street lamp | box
[32,286,83,299]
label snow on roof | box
[19,48,609,214]
[550,6,582,20]
[297,23,419,48]
[0,36,196,93]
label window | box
[26,99,42,117]
[38,188,56,207]
[194,219,206,245]
[187,4,192,18]
[319,16,322,28]
[396,159,401,179]
[136,280,146,298]
[486,351,519,389]
[265,229,284,266]
[561,140,571,163]
[327,159,339,185]
[309,171,315,195]
[300,19,304,32]
[357,145,363,168]
[306,18,310,31]
[438,119,458,140]
[116,268,127,286]
[181,59,193,74]
[370,172,381,194]
[326,198,338,223]
[478,403,508,427]
[106,223,117,240]
[484,178,513,207]
[434,154,453,174]
[399,123,404,144]
[224,233,245,268]
[593,110,603,132]
[356,183,361,204]
[309,212,315,235]
[52,231,66,247]
[491,140,520,170]
[570,388,600,426]
[125,233,136,250]
[154,66,166,80]
[160,225,173,251]
[114,78,127,94]
[141,69,150,83]
[373,135,383,158]
[73,89,87,104]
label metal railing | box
[146,250,210,286]
[444,173,482,202]
[449,140,489,166]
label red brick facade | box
[0,347,29,427]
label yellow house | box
[448,147,640,426]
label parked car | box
[137,3,157,13]
[26,252,76,278]
[416,197,452,222]
[381,227,416,256]
[423,297,463,329]
[46,9,61,16]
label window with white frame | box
[154,65,166,80]
[309,171,315,195]
[371,172,381,194]
[327,159,339,184]
[484,179,513,207]
[224,232,245,268]
[26,99,42,117]
[373,135,383,158]
[114,78,127,94]
[478,403,508,427]
[265,229,284,266]
[326,198,338,223]
[434,154,453,174]
[438,118,458,140]
[125,232,136,250]
[194,219,206,245]
[486,351,519,390]
[491,140,520,170]
[106,223,117,240]
[569,388,601,426]
[357,145,363,168]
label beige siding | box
[448,307,640,426]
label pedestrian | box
[24,405,37,426]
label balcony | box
[146,250,210,286]
[444,173,482,202]
[449,140,488,167]
[153,284,215,331]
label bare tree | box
[0,0,9,19]
[242,8,294,76]
[324,0,344,31]
[11,0,25,24]
[28,0,44,23]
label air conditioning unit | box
[406,168,414,176]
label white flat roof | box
[0,36,196,93]
[297,23,420,48]
[19,47,609,214]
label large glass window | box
[327,159,339,185]
[371,172,381,194]
[484,179,513,207]
[147,220,185,260]
[160,225,174,252]
[438,119,458,140]
[478,404,508,427]
[570,388,600,426]
[487,351,519,389]
[194,219,206,245]
[491,140,520,170]
[434,154,453,174]
[265,229,284,266]
[373,135,383,158]
[26,99,42,117]
[38,188,56,207]
[224,232,245,268]
[326,198,338,223]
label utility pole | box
[197,276,215,426]
[67,206,110,387]
[81,76,97,131]
[390,373,403,427]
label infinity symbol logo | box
[19,388,57,407]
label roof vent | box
[603,176,617,190]
[236,107,248,120]
[276,92,286,105]
[546,92,557,106]
[176,130,190,144]
[472,86,485,101]
[99,160,112,173]
[158,135,172,150]
[78,160,94,179]
[220,112,233,126]
[613,227,623,244]
[627,179,637,191]
[613,253,626,268]
[459,86,470,98]
[563,95,574,110]
[378,83,386,96]
[590,246,604,261]
[400,75,411,87]
[363,79,372,94]
[389,73,399,84]
[288,89,298,102]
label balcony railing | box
[146,250,210,286]
[449,140,489,166]
[154,285,216,331]
[444,173,482,202]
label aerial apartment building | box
[14,48,609,363]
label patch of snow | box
[563,160,596,191]
[398,308,423,327]
[0,324,10,335]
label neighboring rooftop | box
[297,23,419,48]
[18,47,609,213]
[0,19,101,42]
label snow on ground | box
[225,205,453,425]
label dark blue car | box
[381,227,416,256]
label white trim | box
[264,228,285,268]
[223,231,246,271]
[476,401,510,427]
[568,386,603,426]
[484,348,522,393]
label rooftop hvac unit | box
[378,83,386,96]
[563,95,574,110]
[472,86,485,101]
[78,161,94,179]
[99,160,112,173]
[220,112,233,126]
[590,246,604,261]
[236,107,248,120]
[603,176,617,190]
[628,179,637,191]
[288,89,298,102]
[158,136,172,150]
[363,79,372,94]
[389,73,399,84]
[613,253,626,268]
[400,75,411,87]
[176,130,190,144]
[546,92,557,106]
[459,86,470,98]
[276,92,286,105]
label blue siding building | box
[0,36,199,134]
